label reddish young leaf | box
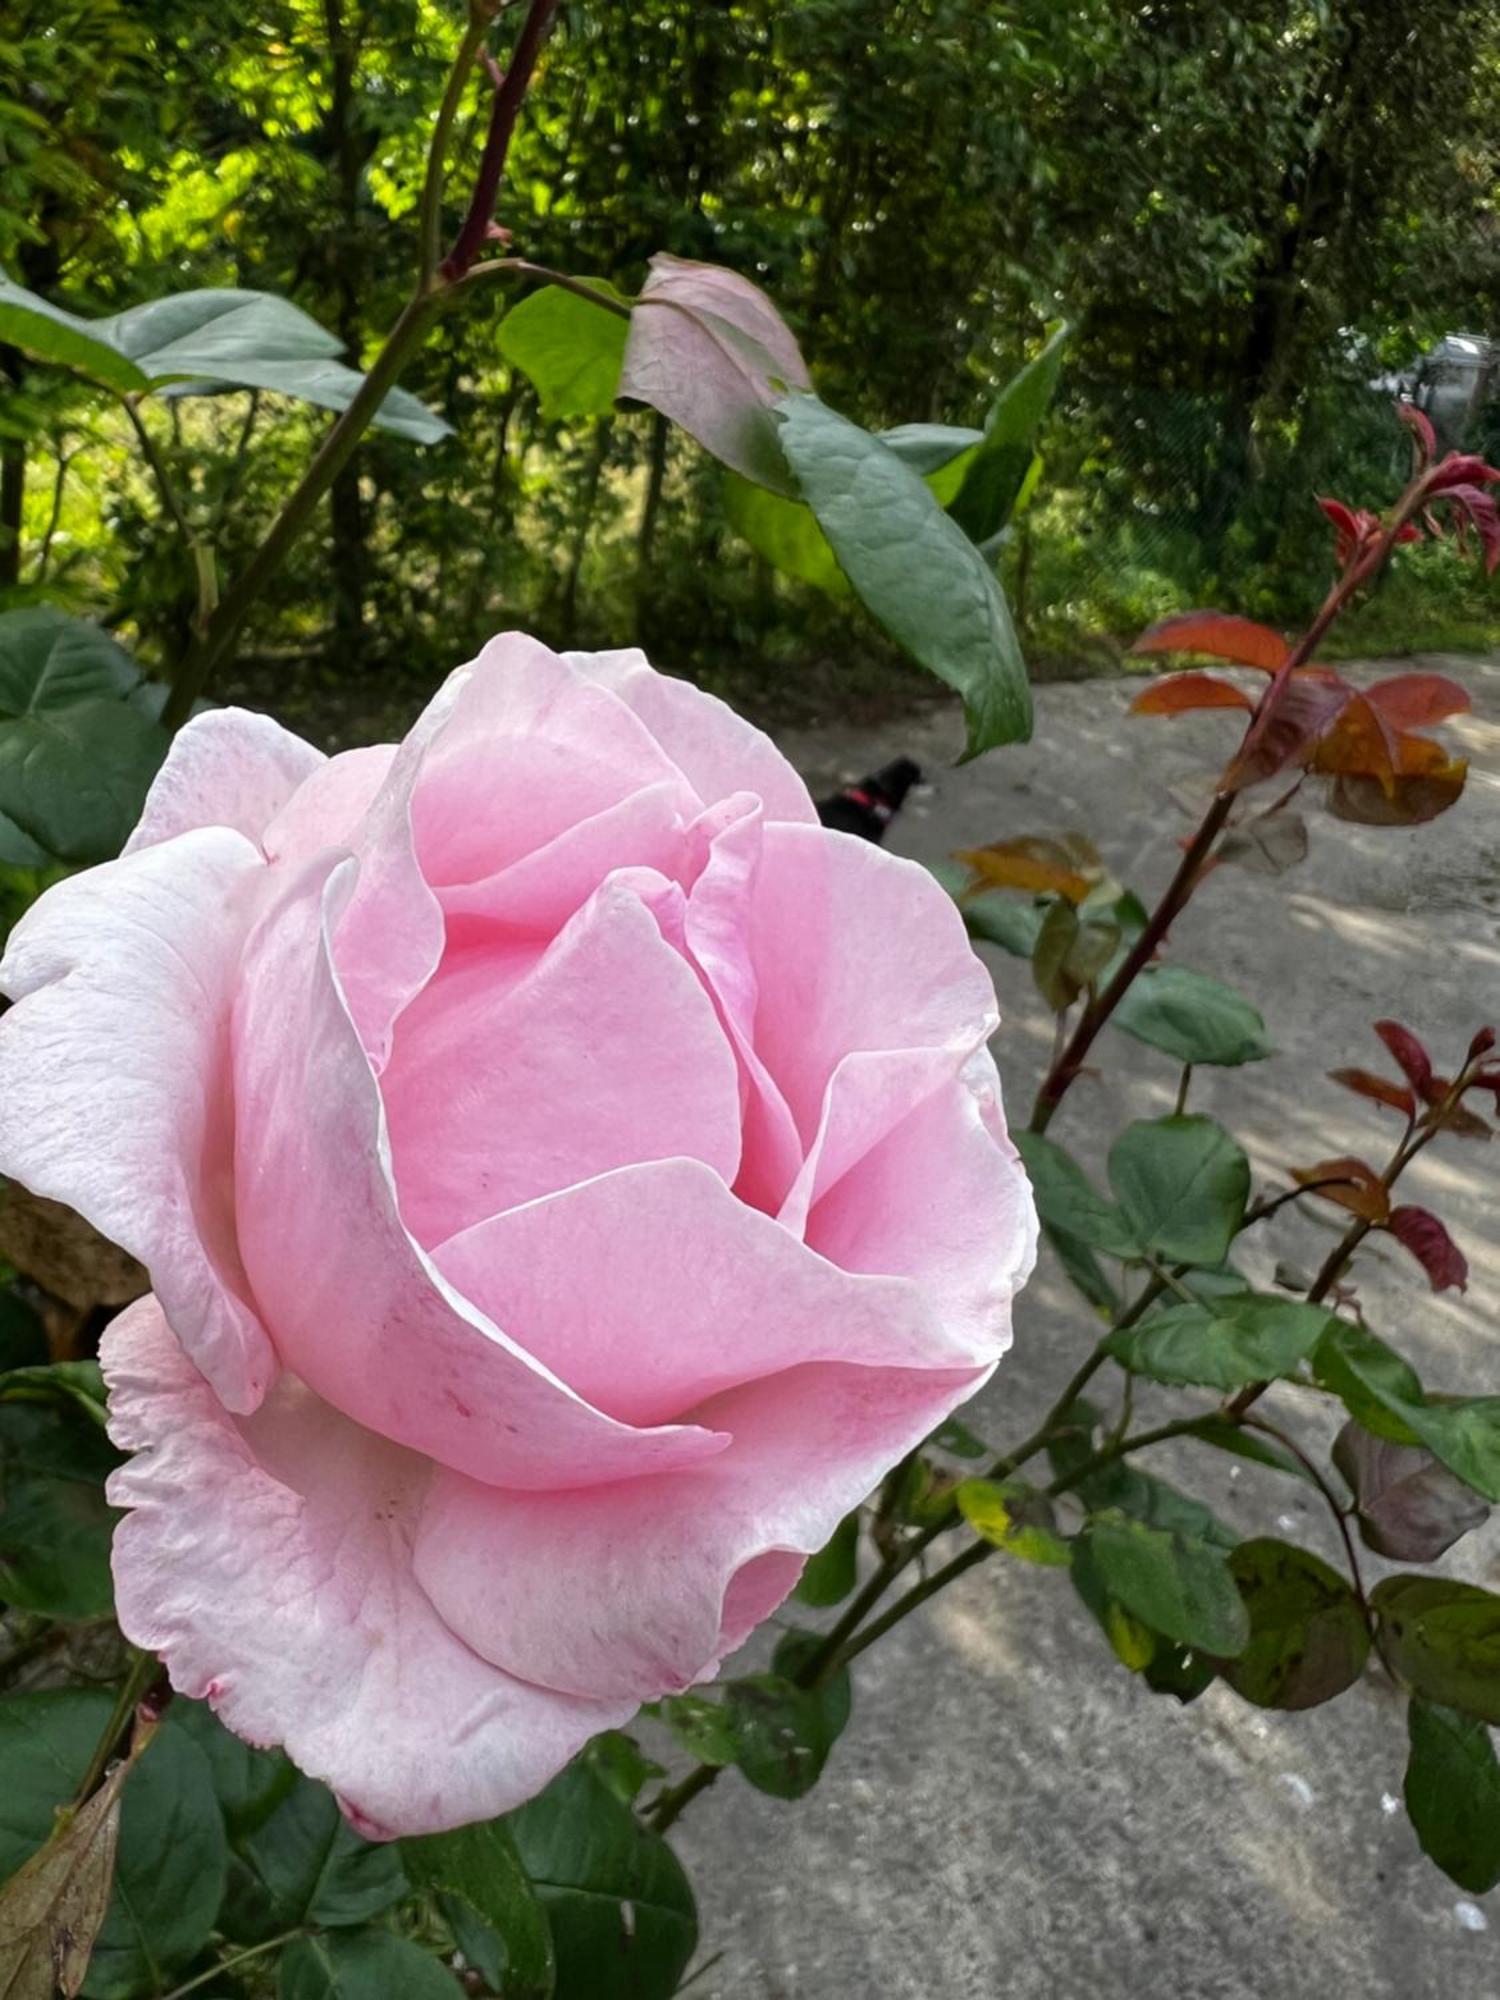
[1327,1068,1416,1117]
[1318,496,1368,565]
[1292,1157,1392,1223]
[1471,1065,1500,1108]
[1309,692,1405,786]
[1387,1205,1468,1293]
[1225,671,1352,790]
[1328,761,1467,826]
[1438,483,1500,572]
[1397,400,1437,466]
[1374,1020,1435,1100]
[1468,1027,1497,1062]
[1365,673,1471,732]
[1427,452,1500,495]
[1130,673,1254,716]
[1129,611,1290,672]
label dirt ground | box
[666,653,1500,2000]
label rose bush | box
[0,634,1034,1837]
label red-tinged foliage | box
[1438,1096,1493,1141]
[1317,497,1421,568]
[1472,1066,1500,1108]
[1327,1067,1416,1117]
[1129,611,1290,672]
[1387,1205,1468,1293]
[1129,673,1254,716]
[1426,452,1500,495]
[1397,400,1437,466]
[1224,672,1351,790]
[1374,1020,1436,1100]
[1439,483,1500,573]
[1293,1157,1392,1223]
[956,837,1097,903]
[1328,761,1468,825]
[1468,1028,1497,1062]
[1364,673,1471,731]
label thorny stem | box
[1027,463,1441,1135]
[439,0,561,281]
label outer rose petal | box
[383,874,743,1244]
[432,1155,988,1429]
[262,746,397,865]
[746,823,998,1142]
[0,830,275,1409]
[415,1357,989,1702]
[564,647,818,825]
[233,853,727,1487]
[126,708,324,855]
[103,1297,629,1839]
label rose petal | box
[433,1154,988,1429]
[262,745,397,866]
[103,1297,629,1838]
[565,647,817,824]
[746,823,998,1140]
[0,830,274,1409]
[232,852,728,1487]
[126,708,324,855]
[437,780,698,942]
[382,872,743,1245]
[803,1053,1036,1349]
[410,636,687,887]
[415,1356,988,1701]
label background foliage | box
[4,0,1500,743]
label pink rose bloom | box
[0,637,1034,1836]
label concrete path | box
[669,656,1500,2000]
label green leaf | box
[949,321,1070,543]
[403,1817,554,2000]
[1068,1538,1162,1672]
[776,394,1031,756]
[0,1395,119,1619]
[1080,1509,1249,1655]
[724,1633,852,1801]
[508,1763,696,2000]
[221,1775,406,1944]
[957,1478,1071,1565]
[497,280,630,421]
[582,1732,663,1807]
[0,1691,226,1998]
[1180,1415,1316,1483]
[932,1415,989,1460]
[1071,1457,1238,1550]
[0,609,167,864]
[1374,1575,1500,1723]
[721,473,851,599]
[1111,965,1273,1067]
[0,277,449,441]
[170,1701,298,1843]
[278,1930,459,2000]
[1106,1294,1334,1392]
[959,893,1046,958]
[1405,1698,1500,1893]
[724,428,979,597]
[651,1694,738,1769]
[0,272,144,390]
[794,1509,861,1607]
[1013,1130,1139,1258]
[1315,1320,1500,1501]
[1217,1539,1369,1708]
[1107,1115,1249,1267]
